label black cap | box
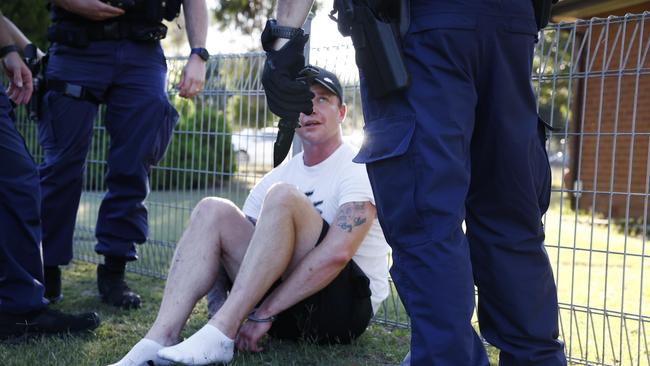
[298,65,344,103]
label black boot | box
[0,307,100,340]
[97,257,141,310]
[44,266,63,303]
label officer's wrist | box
[0,44,18,59]
[189,53,206,63]
[190,47,209,62]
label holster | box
[331,0,410,98]
[533,0,559,30]
[23,45,46,121]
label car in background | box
[232,128,366,171]
[232,127,277,170]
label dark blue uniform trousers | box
[0,90,48,314]
[355,2,566,365]
[39,40,178,266]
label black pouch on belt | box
[532,0,559,31]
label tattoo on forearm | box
[336,202,368,233]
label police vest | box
[51,0,182,25]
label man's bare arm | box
[0,12,13,47]
[254,201,376,319]
[272,0,315,50]
[276,0,314,28]
[182,0,208,48]
[177,0,208,98]
[0,12,33,104]
[3,17,29,49]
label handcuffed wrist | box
[247,310,277,323]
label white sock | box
[157,324,234,365]
[108,338,171,366]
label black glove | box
[261,20,314,122]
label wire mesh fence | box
[536,13,650,366]
[11,12,650,365]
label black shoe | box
[44,266,63,303]
[97,264,141,310]
[0,308,100,340]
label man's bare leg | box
[109,198,254,366]
[158,183,324,364]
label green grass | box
[0,262,503,365]
[15,168,646,365]
[0,262,411,366]
[544,168,650,366]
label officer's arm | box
[2,17,29,49]
[253,201,375,319]
[3,17,44,59]
[177,0,207,99]
[182,0,208,51]
[0,12,12,47]
[272,0,315,50]
[0,13,33,104]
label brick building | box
[552,0,650,219]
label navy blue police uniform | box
[354,0,567,364]
[39,4,179,306]
[0,87,101,336]
[0,89,46,314]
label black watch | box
[0,44,19,59]
[190,47,210,62]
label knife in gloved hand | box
[273,118,301,167]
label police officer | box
[40,0,209,310]
[0,12,100,339]
[261,0,567,365]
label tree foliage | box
[0,0,50,49]
[213,0,276,35]
[213,0,319,35]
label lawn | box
[4,171,648,365]
[0,261,417,366]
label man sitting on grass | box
[110,65,390,366]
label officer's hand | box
[261,32,314,122]
[2,52,33,105]
[177,54,206,99]
[57,0,125,21]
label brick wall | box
[566,8,650,219]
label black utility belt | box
[48,21,167,48]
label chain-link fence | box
[12,12,650,365]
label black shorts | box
[267,219,374,345]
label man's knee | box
[262,183,307,212]
[192,197,239,223]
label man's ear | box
[338,103,347,123]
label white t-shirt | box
[243,143,390,313]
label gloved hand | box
[261,20,314,122]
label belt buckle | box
[64,83,83,99]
